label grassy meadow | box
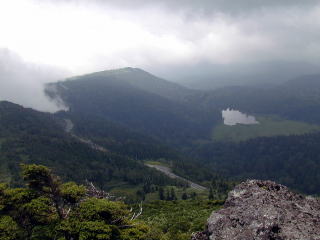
[212,115,320,142]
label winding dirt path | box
[146,164,207,191]
[64,119,206,191]
[64,119,108,153]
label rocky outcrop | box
[193,180,320,240]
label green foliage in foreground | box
[0,164,156,240]
[212,116,320,142]
[138,200,223,240]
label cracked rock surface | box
[194,180,320,240]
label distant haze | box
[0,49,68,112]
[1,0,320,110]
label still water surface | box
[222,108,259,126]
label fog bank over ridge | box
[1,0,320,109]
[0,49,69,112]
[1,0,320,87]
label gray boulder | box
[194,180,320,240]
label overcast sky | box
[1,0,320,111]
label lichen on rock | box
[193,180,320,240]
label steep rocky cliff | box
[193,180,320,240]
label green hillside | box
[45,69,320,195]
[212,116,320,142]
[0,101,227,200]
[188,74,320,124]
[193,132,320,194]
[0,101,183,190]
[47,68,213,145]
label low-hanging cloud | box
[0,49,69,112]
[1,0,320,94]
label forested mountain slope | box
[188,74,320,124]
[192,133,320,194]
[0,101,182,189]
[48,68,214,145]
[56,111,185,162]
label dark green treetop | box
[0,164,157,240]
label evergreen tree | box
[136,189,146,201]
[158,187,165,200]
[208,187,214,200]
[0,164,155,240]
[181,192,188,200]
[191,192,197,200]
[170,188,177,201]
[165,189,170,201]
[143,181,151,193]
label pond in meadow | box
[222,108,259,126]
